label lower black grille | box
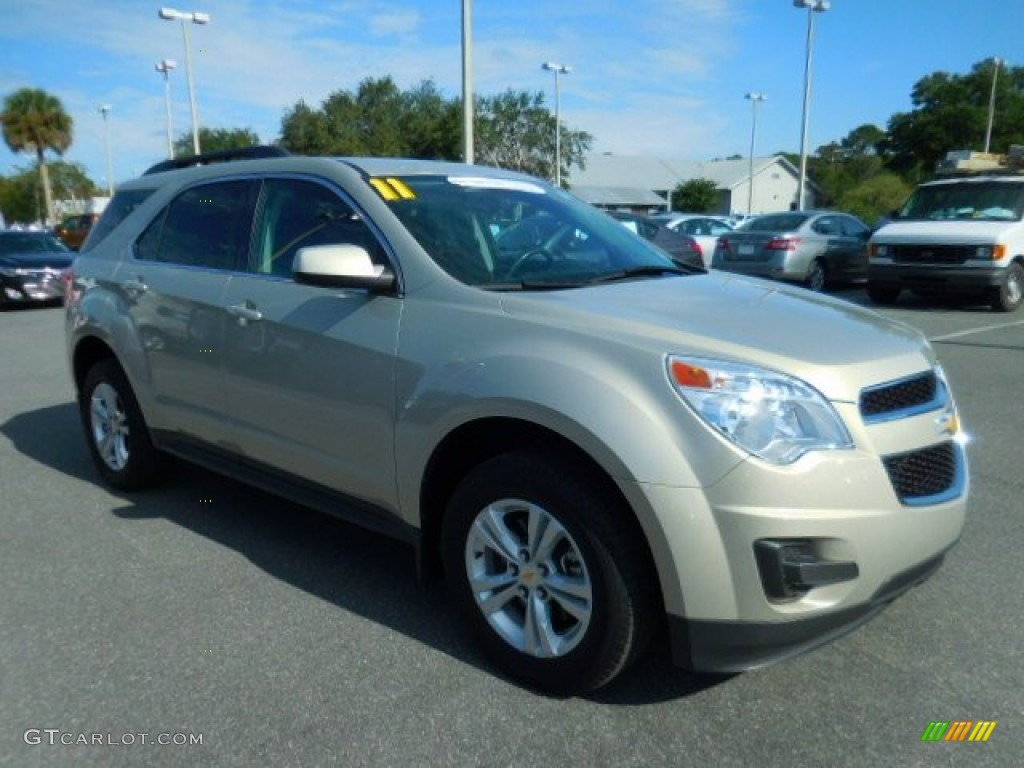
[860,371,938,420]
[891,245,973,265]
[882,442,958,503]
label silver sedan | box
[711,210,871,291]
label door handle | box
[122,276,148,295]
[226,301,263,323]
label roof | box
[570,185,668,207]
[570,154,821,194]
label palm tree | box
[1,88,74,225]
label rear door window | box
[134,180,258,271]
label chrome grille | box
[860,371,939,422]
[882,442,958,504]
[891,245,972,265]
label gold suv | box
[65,148,969,693]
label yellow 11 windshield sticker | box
[369,178,416,201]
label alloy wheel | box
[90,382,130,472]
[464,498,593,658]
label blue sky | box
[1,0,1022,190]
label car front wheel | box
[80,359,164,490]
[990,262,1023,312]
[442,451,658,694]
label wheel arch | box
[417,417,664,617]
[72,335,118,394]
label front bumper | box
[668,550,946,672]
[868,262,1004,291]
[627,426,967,674]
[2,275,65,303]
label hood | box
[499,272,931,403]
[872,219,1018,244]
[0,251,74,269]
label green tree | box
[809,125,887,207]
[1,88,73,224]
[0,162,100,226]
[671,178,718,212]
[836,172,913,227]
[401,80,462,160]
[841,124,886,156]
[173,126,260,158]
[278,100,332,155]
[475,89,592,184]
[279,77,461,159]
[882,60,1024,179]
[0,169,42,224]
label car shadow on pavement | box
[836,287,1001,314]
[1,402,98,482]
[3,402,730,703]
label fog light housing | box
[754,539,859,601]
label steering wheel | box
[505,247,555,279]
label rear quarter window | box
[80,189,155,253]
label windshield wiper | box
[587,265,694,284]
[477,280,588,292]
[477,265,698,292]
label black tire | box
[442,451,659,694]
[867,281,901,305]
[989,262,1024,313]
[79,359,164,490]
[805,259,827,292]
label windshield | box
[0,233,70,255]
[372,175,680,288]
[899,181,1024,222]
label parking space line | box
[929,319,1024,343]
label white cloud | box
[369,10,422,37]
[1,0,750,185]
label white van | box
[867,153,1024,313]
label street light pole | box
[793,0,829,211]
[542,62,571,187]
[155,59,177,159]
[461,0,473,164]
[99,104,114,196]
[745,92,767,216]
[984,57,1002,154]
[159,7,210,156]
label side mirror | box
[293,244,396,292]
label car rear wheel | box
[989,262,1023,312]
[80,359,164,490]
[806,259,827,292]
[442,451,658,694]
[867,281,901,305]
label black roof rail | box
[143,145,290,176]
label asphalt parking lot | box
[1,292,1021,767]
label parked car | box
[712,210,872,291]
[606,210,704,269]
[66,148,967,694]
[0,230,73,307]
[649,212,734,266]
[55,212,100,251]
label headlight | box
[870,244,890,259]
[976,244,1006,260]
[0,266,28,277]
[666,356,853,465]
